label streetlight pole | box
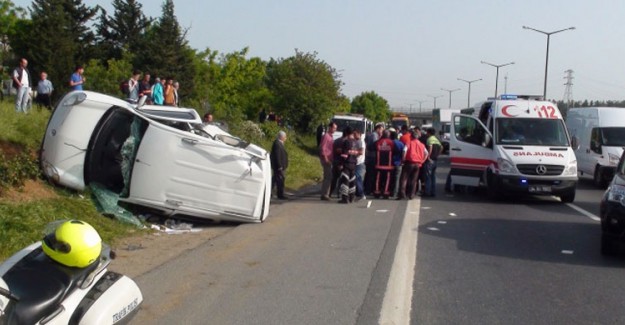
[416,100,426,112]
[457,78,482,109]
[441,88,461,108]
[481,61,514,98]
[427,95,443,110]
[522,25,575,99]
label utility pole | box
[504,74,508,94]
[416,100,426,112]
[563,69,574,109]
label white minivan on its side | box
[449,94,578,202]
[40,91,272,223]
[566,107,625,188]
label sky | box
[13,0,625,111]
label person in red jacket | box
[374,130,396,198]
[398,129,428,199]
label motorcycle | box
[0,223,143,324]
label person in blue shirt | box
[69,65,85,91]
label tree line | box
[0,0,391,133]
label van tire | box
[559,190,575,203]
[593,167,608,188]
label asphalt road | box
[129,156,625,324]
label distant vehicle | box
[390,112,410,130]
[449,94,578,202]
[432,108,461,153]
[40,91,271,223]
[566,107,625,188]
[330,113,373,141]
[600,150,625,255]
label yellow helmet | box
[42,220,102,268]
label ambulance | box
[449,94,578,202]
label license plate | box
[529,185,551,193]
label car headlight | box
[497,158,517,174]
[609,153,621,166]
[607,184,625,206]
[562,159,577,176]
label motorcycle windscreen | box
[124,122,266,221]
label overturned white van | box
[449,95,578,202]
[40,91,271,223]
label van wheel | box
[601,233,618,256]
[559,190,575,203]
[593,167,608,188]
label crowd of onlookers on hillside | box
[9,57,182,113]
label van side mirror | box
[570,136,579,150]
[590,140,600,152]
[483,133,492,148]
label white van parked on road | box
[566,107,625,188]
[449,94,578,202]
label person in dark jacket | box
[270,131,289,200]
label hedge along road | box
[112,189,421,324]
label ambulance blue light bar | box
[499,94,518,100]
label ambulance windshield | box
[496,118,569,146]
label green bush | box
[0,152,40,191]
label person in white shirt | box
[12,58,31,113]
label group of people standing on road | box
[319,121,442,203]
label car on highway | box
[40,91,271,223]
[600,150,625,255]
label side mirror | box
[570,136,580,150]
[483,133,492,148]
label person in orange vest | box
[398,129,428,199]
[374,130,396,198]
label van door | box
[123,122,268,222]
[449,114,493,187]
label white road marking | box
[367,201,372,208]
[379,198,420,325]
[566,203,600,221]
[427,227,440,231]
[449,212,457,217]
[377,209,389,213]
[437,220,447,224]
[561,250,574,254]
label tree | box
[94,0,152,62]
[0,0,25,71]
[191,47,272,122]
[137,0,195,99]
[10,0,97,98]
[351,91,391,123]
[265,50,343,132]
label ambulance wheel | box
[486,171,502,200]
[559,190,575,203]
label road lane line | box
[566,203,600,222]
[379,199,420,325]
